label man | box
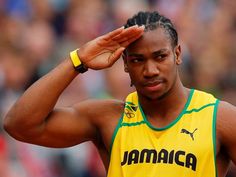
[3,11,236,177]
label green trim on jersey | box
[140,89,194,131]
[184,103,216,114]
[108,89,218,177]
[213,99,219,177]
[109,114,124,154]
[121,121,146,127]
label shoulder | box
[72,98,126,152]
[217,100,236,130]
[217,100,236,148]
[218,100,236,115]
[72,98,125,122]
[73,98,125,112]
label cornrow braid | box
[124,11,178,48]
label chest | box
[107,90,219,177]
[109,106,217,176]
[118,113,214,164]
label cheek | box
[127,65,142,79]
[162,61,177,78]
[128,72,138,82]
[128,71,143,86]
[166,64,178,83]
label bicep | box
[27,105,97,148]
[217,101,236,165]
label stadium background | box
[0,0,236,176]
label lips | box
[143,79,164,87]
[142,79,164,92]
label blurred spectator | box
[0,0,236,177]
[103,59,135,100]
[110,0,149,26]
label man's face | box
[124,27,181,100]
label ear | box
[122,54,129,73]
[174,45,182,65]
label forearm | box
[4,58,78,134]
[3,25,144,142]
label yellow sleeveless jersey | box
[107,89,219,177]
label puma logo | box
[181,128,198,141]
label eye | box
[131,58,143,63]
[127,56,144,63]
[155,54,167,61]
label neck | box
[138,78,190,120]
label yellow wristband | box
[70,49,82,67]
[69,49,88,73]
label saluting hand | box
[77,25,144,70]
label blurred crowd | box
[0,0,236,176]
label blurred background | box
[0,0,236,176]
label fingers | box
[103,25,144,42]
[112,25,144,41]
[120,31,144,47]
[108,47,126,66]
[103,26,124,40]
[98,25,144,49]
[112,32,139,45]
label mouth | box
[143,79,164,86]
[142,79,164,91]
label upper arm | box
[39,103,96,147]
[217,101,236,164]
[19,99,119,148]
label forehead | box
[126,28,172,54]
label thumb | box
[108,47,126,66]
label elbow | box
[3,114,16,136]
[3,114,13,134]
[3,113,43,143]
[3,114,24,141]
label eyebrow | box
[127,49,169,58]
[126,53,143,58]
[152,49,169,55]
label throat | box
[140,88,191,129]
[146,111,180,129]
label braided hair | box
[124,11,178,48]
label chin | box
[148,93,166,100]
[138,90,167,101]
[138,84,173,101]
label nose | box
[143,60,160,78]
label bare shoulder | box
[217,101,236,137]
[218,100,236,113]
[73,98,125,153]
[217,101,236,140]
[73,98,125,125]
[217,101,236,163]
